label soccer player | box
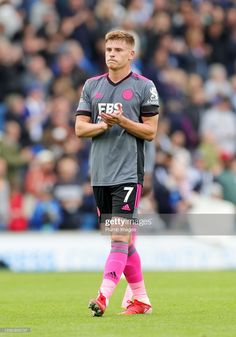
[75,30,159,316]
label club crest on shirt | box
[122,89,134,100]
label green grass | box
[0,271,236,337]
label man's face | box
[105,39,134,70]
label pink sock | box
[123,244,151,305]
[124,244,143,283]
[128,280,150,305]
[100,241,128,299]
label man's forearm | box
[118,116,156,141]
[75,121,108,138]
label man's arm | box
[75,115,109,138]
[101,107,159,141]
[118,114,158,141]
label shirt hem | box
[92,179,139,186]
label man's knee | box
[111,234,130,243]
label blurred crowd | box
[1,0,236,231]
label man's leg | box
[89,184,150,316]
[99,238,129,299]
[109,182,141,305]
[89,186,131,316]
[121,231,137,308]
[119,183,152,314]
[88,230,130,316]
[117,242,152,315]
[123,243,151,305]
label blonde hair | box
[105,30,135,47]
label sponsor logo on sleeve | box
[144,87,159,105]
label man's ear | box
[129,49,135,61]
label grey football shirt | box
[76,72,159,186]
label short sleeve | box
[75,81,92,117]
[141,81,159,117]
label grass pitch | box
[0,271,236,337]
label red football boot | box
[119,299,152,315]
[88,292,107,317]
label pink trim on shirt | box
[89,73,108,81]
[132,73,149,81]
[134,184,142,208]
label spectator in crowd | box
[197,132,220,171]
[122,0,153,31]
[94,0,126,36]
[5,94,31,146]
[29,185,62,231]
[0,38,23,101]
[186,77,207,139]
[52,48,89,92]
[0,0,23,38]
[200,95,236,157]
[153,147,173,227]
[24,149,57,198]
[8,181,28,231]
[183,27,209,79]
[21,55,53,94]
[204,64,232,102]
[29,0,59,31]
[205,6,227,65]
[230,74,236,111]
[0,121,32,185]
[53,155,84,230]
[59,0,93,58]
[24,83,48,143]
[60,40,98,75]
[216,156,236,205]
[0,157,10,229]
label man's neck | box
[108,68,132,83]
